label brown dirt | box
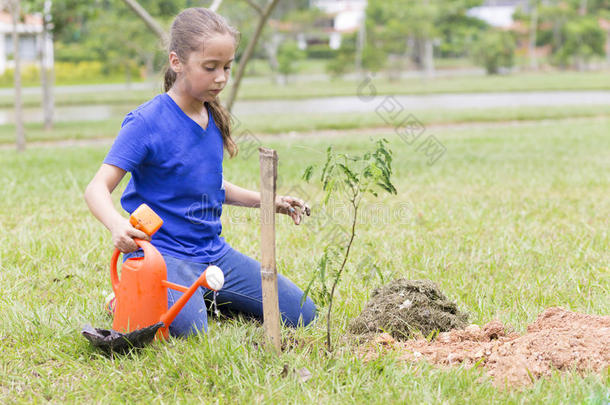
[360,307,610,389]
[348,279,469,340]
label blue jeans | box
[126,246,316,337]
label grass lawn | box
[1,104,609,145]
[1,70,608,108]
[0,117,608,402]
[229,70,610,101]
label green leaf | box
[338,163,358,187]
[321,146,333,182]
[300,274,316,307]
[302,165,314,182]
[319,251,328,282]
[323,178,336,205]
[376,181,397,195]
[367,162,383,178]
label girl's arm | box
[84,163,150,253]
[223,180,260,208]
[223,179,311,225]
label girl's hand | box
[110,217,151,253]
[275,195,311,225]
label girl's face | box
[171,33,236,103]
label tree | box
[326,33,357,78]
[20,0,55,129]
[224,0,280,111]
[86,8,159,84]
[41,0,54,130]
[472,30,516,74]
[9,0,25,151]
[263,6,324,84]
[528,0,540,70]
[555,16,605,70]
[365,0,484,76]
[276,39,305,83]
[121,0,168,42]
[520,0,609,69]
[302,139,397,352]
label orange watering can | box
[83,204,224,351]
[110,238,224,339]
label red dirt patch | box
[360,307,610,388]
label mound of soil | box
[348,279,469,339]
[360,307,610,388]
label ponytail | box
[207,99,238,158]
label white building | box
[0,11,53,74]
[310,0,367,49]
[467,0,529,28]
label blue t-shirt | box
[104,93,230,263]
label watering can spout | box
[159,265,224,328]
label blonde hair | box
[164,8,240,157]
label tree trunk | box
[579,0,587,15]
[226,0,281,112]
[144,52,154,79]
[528,1,539,71]
[41,0,54,130]
[125,62,132,89]
[10,0,25,152]
[121,0,168,44]
[607,31,610,66]
[210,0,224,12]
[264,31,281,85]
[422,38,434,78]
[552,21,561,51]
[421,0,434,77]
[406,36,416,69]
[355,16,365,74]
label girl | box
[84,8,316,337]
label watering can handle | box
[109,239,158,295]
[110,248,121,294]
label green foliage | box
[305,44,336,59]
[37,0,191,77]
[86,9,160,77]
[46,0,101,43]
[55,61,138,83]
[0,61,141,87]
[277,40,306,77]
[54,42,98,63]
[437,15,488,58]
[302,138,397,351]
[314,139,397,201]
[364,0,485,69]
[361,45,387,73]
[0,65,40,86]
[271,0,313,21]
[325,33,356,78]
[472,30,516,75]
[325,53,352,78]
[565,0,610,14]
[518,0,609,68]
[554,17,606,67]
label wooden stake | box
[259,147,281,352]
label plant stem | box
[326,199,359,352]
